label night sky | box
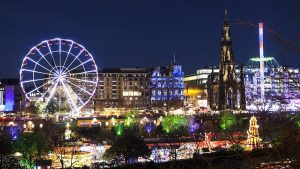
[0,0,299,78]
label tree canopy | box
[103,133,151,164]
[219,111,237,130]
[162,115,188,133]
[24,101,40,115]
[13,131,53,169]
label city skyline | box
[0,0,299,78]
[0,2,299,168]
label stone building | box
[208,11,246,111]
[150,61,185,109]
[94,68,151,110]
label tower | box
[208,10,246,111]
[219,10,236,84]
[218,10,237,110]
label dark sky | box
[0,0,299,78]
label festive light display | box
[250,57,275,62]
[162,115,188,133]
[114,124,124,136]
[259,22,265,102]
[124,112,136,127]
[188,116,199,133]
[245,56,300,111]
[20,38,98,115]
[8,126,20,140]
[144,122,155,133]
[296,120,300,128]
[219,111,237,129]
[65,122,72,140]
[151,65,184,101]
[246,116,261,150]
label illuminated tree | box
[124,111,137,127]
[44,98,59,114]
[162,115,188,133]
[24,101,40,116]
[219,111,237,130]
[45,98,71,114]
[13,132,53,169]
[114,124,124,137]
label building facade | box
[50,63,185,112]
[0,79,25,112]
[244,57,300,111]
[184,67,218,107]
[150,63,185,109]
[94,68,151,110]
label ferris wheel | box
[20,38,98,114]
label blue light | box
[6,126,20,141]
[4,85,14,112]
[150,65,184,101]
[144,122,155,133]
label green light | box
[249,57,274,62]
[219,111,237,130]
[124,111,137,127]
[115,124,124,136]
[162,115,188,133]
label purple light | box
[188,117,199,133]
[144,122,155,133]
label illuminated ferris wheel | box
[20,38,98,114]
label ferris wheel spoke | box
[61,80,78,112]
[47,41,58,70]
[59,39,62,71]
[44,81,59,105]
[62,81,85,105]
[66,76,97,84]
[64,79,93,96]
[66,58,93,74]
[21,68,52,76]
[35,47,54,70]
[65,49,84,71]
[38,79,58,102]
[22,77,53,84]
[62,41,74,69]
[26,78,56,96]
[27,57,52,73]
